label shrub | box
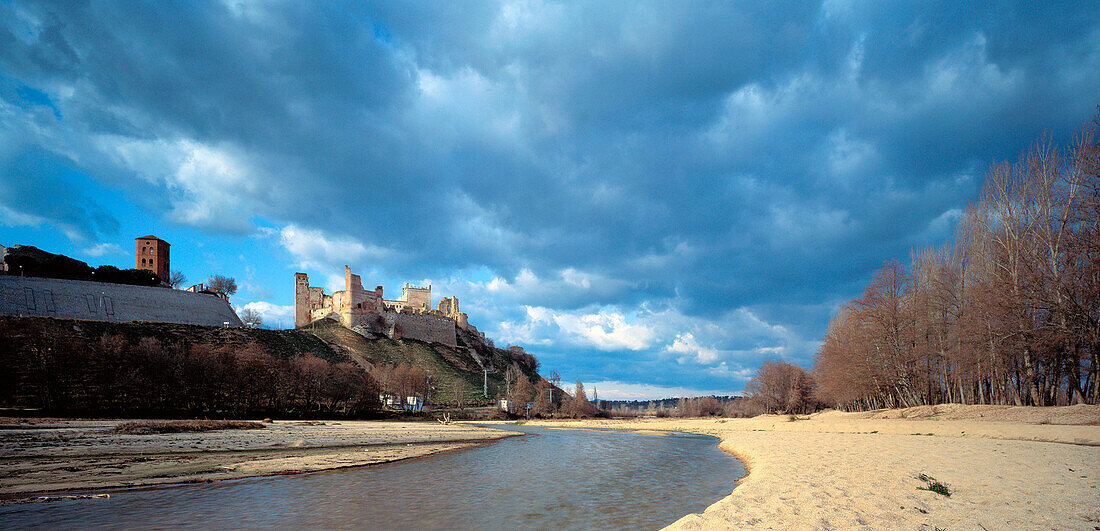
[916,473,951,497]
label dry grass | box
[109,420,266,435]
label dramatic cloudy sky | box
[2,1,1098,399]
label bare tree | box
[206,275,238,298]
[450,379,471,409]
[745,360,815,414]
[168,270,187,288]
[561,379,599,418]
[239,308,263,328]
[814,111,1100,409]
[504,363,523,401]
[509,375,536,416]
[533,379,554,416]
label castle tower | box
[135,235,170,282]
[401,283,431,311]
[294,272,310,328]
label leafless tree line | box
[814,115,1100,410]
[6,333,382,417]
[369,363,430,404]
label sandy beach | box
[0,419,517,501]
[531,404,1100,530]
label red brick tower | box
[135,235,170,282]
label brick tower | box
[135,235,170,282]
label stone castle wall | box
[0,275,243,327]
[295,269,466,347]
[389,311,457,347]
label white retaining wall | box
[0,275,243,327]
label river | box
[0,424,745,530]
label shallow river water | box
[1,424,744,530]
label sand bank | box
[0,419,517,500]
[531,404,1100,529]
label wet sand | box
[0,419,517,501]
[531,404,1100,529]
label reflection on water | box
[0,424,744,530]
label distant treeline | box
[810,113,1100,410]
[596,396,766,418]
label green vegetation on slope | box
[0,315,347,363]
[302,318,543,406]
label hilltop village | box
[295,266,486,348]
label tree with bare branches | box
[814,111,1100,409]
[206,275,237,298]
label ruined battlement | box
[294,267,475,348]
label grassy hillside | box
[0,315,347,363]
[301,319,542,406]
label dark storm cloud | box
[2,0,1098,382]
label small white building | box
[380,393,424,411]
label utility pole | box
[483,369,488,398]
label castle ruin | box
[294,267,483,347]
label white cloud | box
[414,67,528,149]
[266,224,392,272]
[0,203,86,242]
[627,240,696,271]
[445,193,527,256]
[550,309,656,351]
[704,362,756,381]
[101,136,265,233]
[473,266,633,305]
[496,305,656,351]
[492,298,814,370]
[582,380,738,400]
[0,204,48,228]
[495,306,555,346]
[825,128,877,179]
[80,243,122,257]
[666,332,720,364]
[924,33,1022,100]
[235,301,295,330]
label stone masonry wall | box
[0,275,243,327]
[390,311,457,347]
[294,273,311,328]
